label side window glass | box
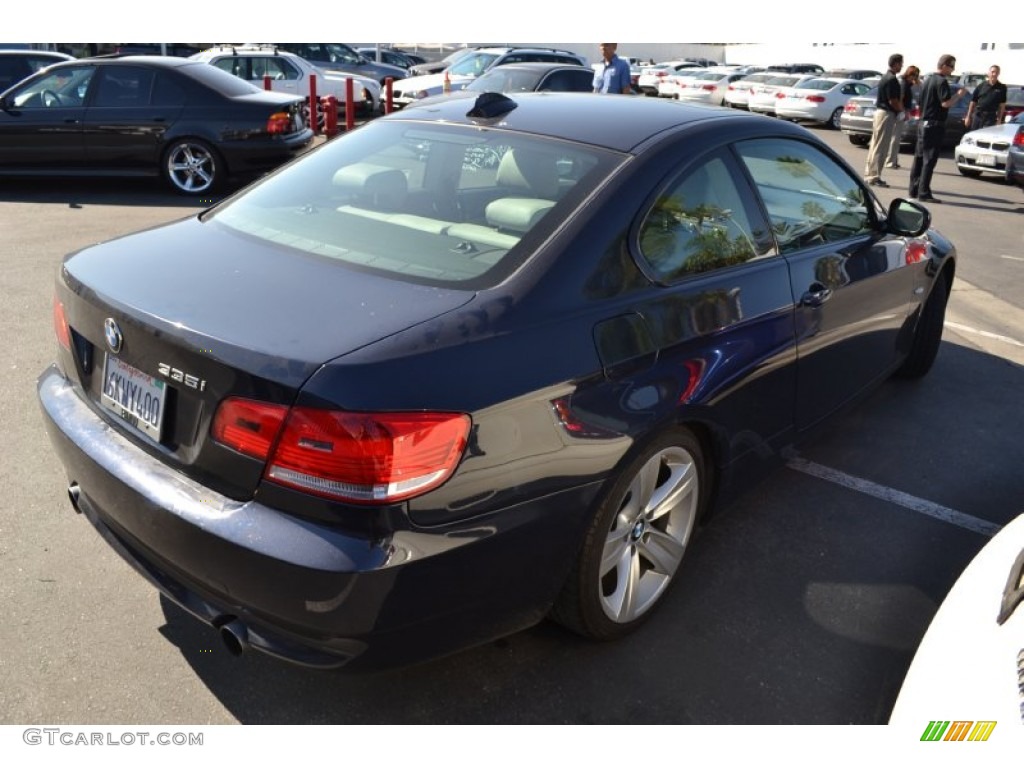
[12,65,94,108]
[92,67,154,108]
[735,138,873,254]
[267,58,299,81]
[151,72,187,107]
[638,153,771,281]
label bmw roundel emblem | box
[104,318,123,354]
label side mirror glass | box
[887,198,930,237]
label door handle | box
[800,285,833,307]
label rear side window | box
[92,67,155,108]
[638,151,773,281]
[735,138,874,254]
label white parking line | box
[944,321,1024,348]
[786,457,1001,537]
[1000,255,1024,262]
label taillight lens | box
[53,295,71,351]
[1013,128,1024,147]
[701,84,716,91]
[844,103,857,113]
[266,111,291,134]
[807,95,826,103]
[266,408,470,504]
[212,398,289,460]
[909,106,920,119]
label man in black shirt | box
[964,66,1008,129]
[908,54,968,203]
[864,53,904,186]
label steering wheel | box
[40,89,61,108]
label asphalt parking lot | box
[1,117,1022,725]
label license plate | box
[863,108,875,118]
[977,154,996,167]
[100,354,166,441]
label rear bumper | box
[217,129,315,175]
[37,366,599,669]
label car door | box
[0,64,93,169]
[623,148,798,456]
[733,137,915,431]
[83,65,185,169]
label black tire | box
[162,138,223,195]
[550,427,707,640]
[829,107,843,129]
[848,135,870,146]
[895,273,949,379]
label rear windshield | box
[179,61,263,96]
[207,120,622,289]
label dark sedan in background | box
[414,62,596,107]
[840,83,971,149]
[38,93,955,670]
[0,56,313,194]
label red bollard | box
[309,74,319,135]
[345,78,355,132]
[263,74,271,91]
[384,77,393,114]
[322,96,338,138]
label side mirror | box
[887,198,930,237]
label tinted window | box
[539,70,593,92]
[638,152,772,281]
[735,139,873,254]
[151,72,187,107]
[92,66,155,107]
[11,65,94,108]
[179,62,262,96]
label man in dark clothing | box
[964,65,1008,129]
[864,53,904,186]
[908,54,967,203]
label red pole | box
[263,74,271,91]
[384,76,393,114]
[309,74,319,135]
[323,96,338,138]
[345,78,355,132]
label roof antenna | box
[467,92,517,119]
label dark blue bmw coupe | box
[38,91,955,669]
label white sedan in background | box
[748,74,817,116]
[190,47,381,118]
[637,60,702,96]
[954,113,1024,178]
[657,68,708,99]
[723,72,777,109]
[775,77,873,128]
[676,68,752,107]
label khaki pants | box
[864,109,898,182]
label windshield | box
[206,120,621,289]
[449,53,500,78]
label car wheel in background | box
[163,139,222,195]
[895,272,950,379]
[830,107,843,129]
[848,135,870,146]
[550,427,706,640]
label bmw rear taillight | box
[701,84,716,91]
[807,95,826,102]
[844,103,857,113]
[1013,128,1024,147]
[776,91,786,98]
[266,112,291,134]
[212,400,470,504]
[212,398,288,459]
[266,409,470,504]
[53,295,70,351]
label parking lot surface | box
[1,118,1022,725]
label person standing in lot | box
[886,64,920,170]
[964,65,1007,129]
[908,54,967,204]
[864,53,905,186]
[593,43,632,94]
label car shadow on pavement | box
[155,339,1023,725]
[0,177,250,208]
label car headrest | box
[486,197,556,233]
[495,149,560,199]
[332,163,407,210]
